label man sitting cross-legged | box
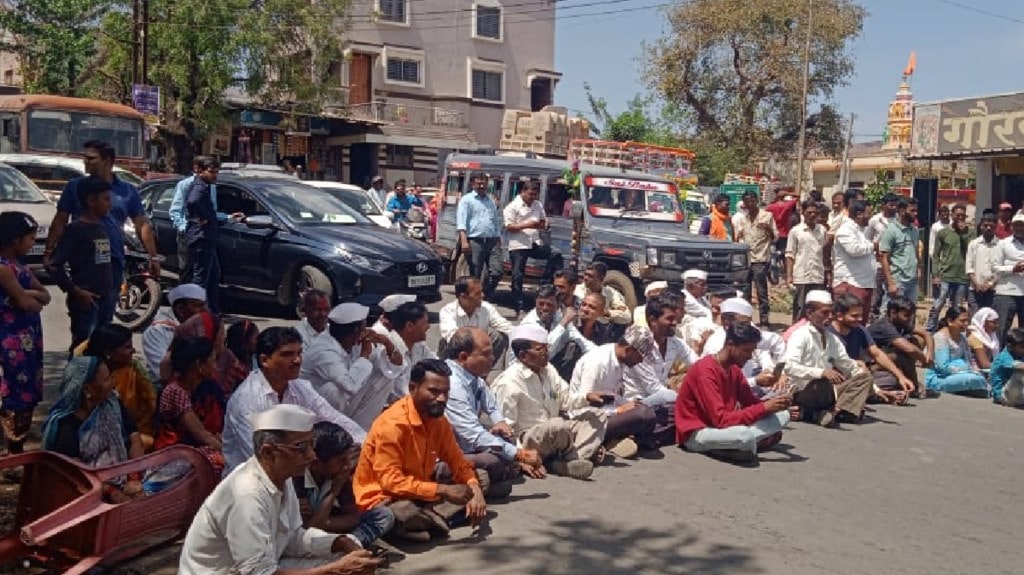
[675,323,792,464]
[352,359,487,542]
[491,324,608,480]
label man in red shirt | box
[765,189,799,256]
[995,202,1013,239]
[675,323,792,463]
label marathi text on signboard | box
[912,92,1024,157]
[131,84,160,117]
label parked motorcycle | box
[115,229,163,331]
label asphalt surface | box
[20,284,1024,575]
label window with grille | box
[476,6,501,40]
[386,145,414,168]
[378,0,407,24]
[471,69,503,102]
[386,58,421,84]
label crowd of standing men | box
[4,159,1024,574]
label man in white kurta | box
[383,300,438,400]
[783,290,873,426]
[370,293,417,337]
[302,303,403,431]
[439,276,512,361]
[295,290,332,351]
[519,284,595,367]
[682,269,713,320]
[573,262,631,325]
[181,405,380,575]
[491,325,607,479]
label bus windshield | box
[584,176,682,222]
[27,110,143,159]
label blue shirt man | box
[456,189,500,239]
[444,358,518,461]
[170,175,226,232]
[386,192,423,223]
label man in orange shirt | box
[352,358,487,542]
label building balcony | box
[345,101,467,130]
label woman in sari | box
[225,319,259,378]
[154,337,225,475]
[158,311,245,396]
[82,324,158,450]
[42,356,147,502]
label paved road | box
[24,286,1024,575]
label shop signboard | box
[912,91,1024,157]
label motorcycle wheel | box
[115,277,163,331]
[767,260,781,286]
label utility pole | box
[130,0,141,87]
[141,0,150,85]
[837,112,855,191]
[794,0,813,199]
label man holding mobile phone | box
[675,323,791,464]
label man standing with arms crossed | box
[457,173,503,298]
[504,180,563,318]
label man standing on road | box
[438,276,512,359]
[867,193,900,318]
[456,173,503,297]
[179,404,382,575]
[765,189,799,260]
[504,180,563,317]
[926,204,972,332]
[698,193,735,241]
[833,200,878,321]
[296,289,331,350]
[995,202,1014,239]
[992,213,1024,338]
[675,323,791,463]
[367,175,387,211]
[45,140,161,322]
[168,160,201,283]
[352,359,487,542]
[786,200,826,322]
[732,190,776,329]
[966,213,1000,313]
[185,157,230,314]
[879,197,920,312]
[573,262,631,325]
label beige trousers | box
[519,409,607,462]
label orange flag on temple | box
[903,51,916,77]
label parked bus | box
[0,94,147,172]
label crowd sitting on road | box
[6,158,1024,574]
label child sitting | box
[294,421,395,550]
[989,328,1024,407]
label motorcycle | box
[398,205,429,242]
[115,228,163,331]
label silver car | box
[0,162,55,269]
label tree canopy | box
[646,0,865,160]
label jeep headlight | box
[661,251,676,267]
[646,247,658,266]
[730,253,747,269]
[335,245,392,273]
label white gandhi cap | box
[378,294,417,313]
[328,302,369,324]
[248,404,316,432]
[644,281,669,296]
[682,269,707,281]
[804,290,833,305]
[510,323,549,344]
[168,283,207,304]
[720,297,753,316]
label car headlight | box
[646,247,658,266]
[730,253,747,269]
[334,246,392,273]
[661,251,676,267]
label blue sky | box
[554,0,1024,142]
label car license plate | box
[28,245,44,256]
[408,275,435,288]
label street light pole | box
[794,0,813,199]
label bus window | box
[507,174,540,205]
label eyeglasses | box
[277,439,315,453]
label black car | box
[139,174,443,309]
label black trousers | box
[509,244,562,312]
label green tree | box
[0,0,110,95]
[864,169,892,208]
[646,0,865,160]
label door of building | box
[349,53,373,106]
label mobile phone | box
[601,394,616,405]
[772,362,786,378]
[370,547,388,558]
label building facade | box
[328,0,561,186]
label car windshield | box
[114,168,143,186]
[682,199,709,217]
[321,187,383,216]
[258,181,372,225]
[584,177,682,222]
[0,165,48,203]
[27,110,143,159]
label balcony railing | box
[323,87,349,108]
[346,101,467,129]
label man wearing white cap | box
[567,325,661,458]
[783,290,873,427]
[520,284,594,380]
[296,289,331,351]
[682,269,712,320]
[439,275,512,359]
[675,322,791,463]
[370,294,417,337]
[180,404,382,575]
[222,327,367,475]
[301,302,404,431]
[700,297,786,393]
[142,283,207,378]
[633,281,668,327]
[491,324,607,480]
[367,175,387,211]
